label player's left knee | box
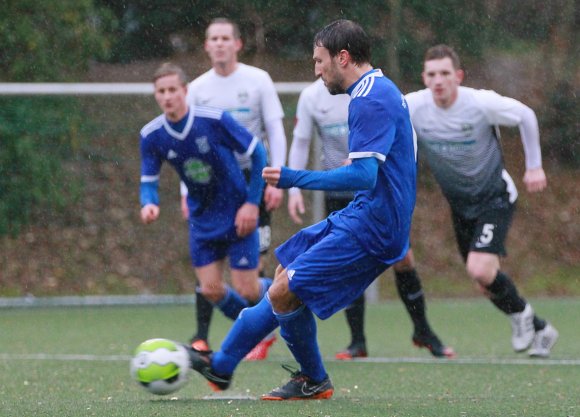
[268,269,299,313]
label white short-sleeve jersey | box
[187,63,284,169]
[405,86,540,218]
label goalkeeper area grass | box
[1,298,578,416]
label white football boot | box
[510,303,535,352]
[528,323,559,358]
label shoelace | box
[280,364,307,381]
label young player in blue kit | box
[140,63,270,327]
[187,19,417,400]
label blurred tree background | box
[0,0,577,295]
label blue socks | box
[276,305,328,383]
[259,277,273,299]
[211,286,327,384]
[215,278,272,320]
[215,286,249,320]
[212,296,279,376]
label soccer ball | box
[130,338,191,395]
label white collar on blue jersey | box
[162,106,194,140]
[348,69,383,99]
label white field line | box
[1,353,578,366]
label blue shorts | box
[275,219,390,320]
[189,229,259,270]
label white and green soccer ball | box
[130,338,191,395]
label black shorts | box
[451,193,515,262]
[244,168,271,254]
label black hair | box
[313,19,371,65]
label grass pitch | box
[1,298,578,417]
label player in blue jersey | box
[187,20,417,400]
[140,63,270,329]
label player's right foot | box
[185,345,231,391]
[528,323,559,358]
[510,303,535,352]
[261,365,334,400]
[413,331,456,358]
[190,338,210,352]
[334,341,368,360]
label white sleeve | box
[259,73,285,123]
[180,181,188,197]
[287,89,314,195]
[264,118,287,167]
[288,135,311,170]
[186,80,197,105]
[516,105,542,169]
[477,90,542,169]
[289,89,314,170]
[287,134,311,196]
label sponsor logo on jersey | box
[195,136,210,154]
[167,149,178,159]
[321,122,349,137]
[287,269,295,281]
[183,158,212,184]
[237,90,249,103]
[461,123,474,134]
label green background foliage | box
[0,1,577,292]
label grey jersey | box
[293,78,351,171]
[405,86,532,218]
[292,78,352,199]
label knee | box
[394,249,415,273]
[199,284,226,304]
[236,284,259,302]
[268,267,299,313]
[466,259,496,287]
[268,267,287,304]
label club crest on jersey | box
[461,123,474,134]
[184,157,212,184]
[237,90,249,103]
[195,136,210,154]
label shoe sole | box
[261,388,334,401]
[413,340,456,358]
[191,340,210,352]
[335,352,368,360]
[207,381,226,392]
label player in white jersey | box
[183,18,286,360]
[289,78,454,359]
[405,45,558,357]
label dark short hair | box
[424,44,461,69]
[313,19,371,65]
[206,18,241,40]
[153,62,188,85]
